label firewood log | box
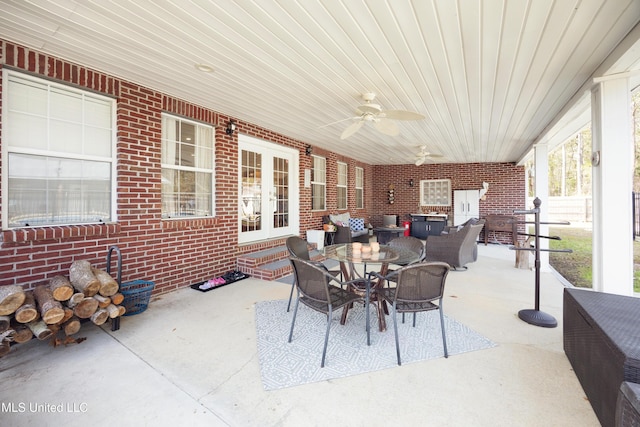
[57,308,74,325]
[27,320,53,340]
[110,293,124,305]
[33,285,65,325]
[118,306,126,316]
[91,268,119,297]
[72,297,99,319]
[90,308,108,326]
[49,275,74,301]
[62,316,81,336]
[0,341,10,357]
[69,260,100,297]
[48,324,60,336]
[0,316,9,333]
[67,292,85,308]
[9,320,33,343]
[14,290,38,324]
[106,304,121,319]
[0,285,26,316]
[92,294,111,309]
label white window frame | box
[161,113,215,219]
[2,69,117,229]
[337,161,348,210]
[355,166,364,209]
[311,155,326,211]
[420,179,451,206]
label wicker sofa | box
[563,288,640,427]
[323,213,369,244]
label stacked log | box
[69,261,101,296]
[0,262,127,357]
[14,291,38,324]
[0,285,26,316]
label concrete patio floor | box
[0,244,599,426]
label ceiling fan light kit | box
[338,92,425,140]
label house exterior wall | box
[0,40,524,295]
[370,162,526,243]
[0,40,371,294]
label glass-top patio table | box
[323,243,420,338]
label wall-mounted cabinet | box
[420,179,451,206]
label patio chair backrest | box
[289,257,332,304]
[286,236,311,260]
[395,262,450,303]
[388,236,425,261]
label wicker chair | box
[424,219,485,270]
[385,236,426,283]
[371,261,451,365]
[286,236,341,312]
[288,257,365,367]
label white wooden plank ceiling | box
[1,0,639,165]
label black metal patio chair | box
[370,261,451,365]
[288,257,367,368]
[286,236,342,312]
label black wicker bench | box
[616,381,640,426]
[563,288,640,427]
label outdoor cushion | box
[349,217,365,231]
[329,213,350,227]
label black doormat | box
[190,271,250,292]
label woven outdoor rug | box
[255,299,496,390]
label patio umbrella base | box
[518,309,557,328]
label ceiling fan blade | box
[384,110,425,121]
[415,157,425,166]
[357,104,381,114]
[318,117,357,128]
[374,118,399,136]
[340,121,364,139]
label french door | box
[238,135,299,243]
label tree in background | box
[548,127,592,197]
[544,89,640,195]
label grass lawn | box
[547,226,640,293]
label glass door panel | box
[239,135,298,243]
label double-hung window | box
[2,70,116,229]
[355,167,364,209]
[161,114,215,218]
[337,162,348,210]
[311,155,326,211]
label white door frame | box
[238,134,299,243]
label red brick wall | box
[0,40,372,294]
[0,39,523,296]
[371,162,526,243]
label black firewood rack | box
[106,245,122,331]
[510,197,572,328]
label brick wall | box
[370,162,526,243]
[0,40,371,294]
[0,39,524,295]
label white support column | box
[534,144,550,269]
[591,77,634,295]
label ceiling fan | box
[414,146,443,166]
[339,92,425,140]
